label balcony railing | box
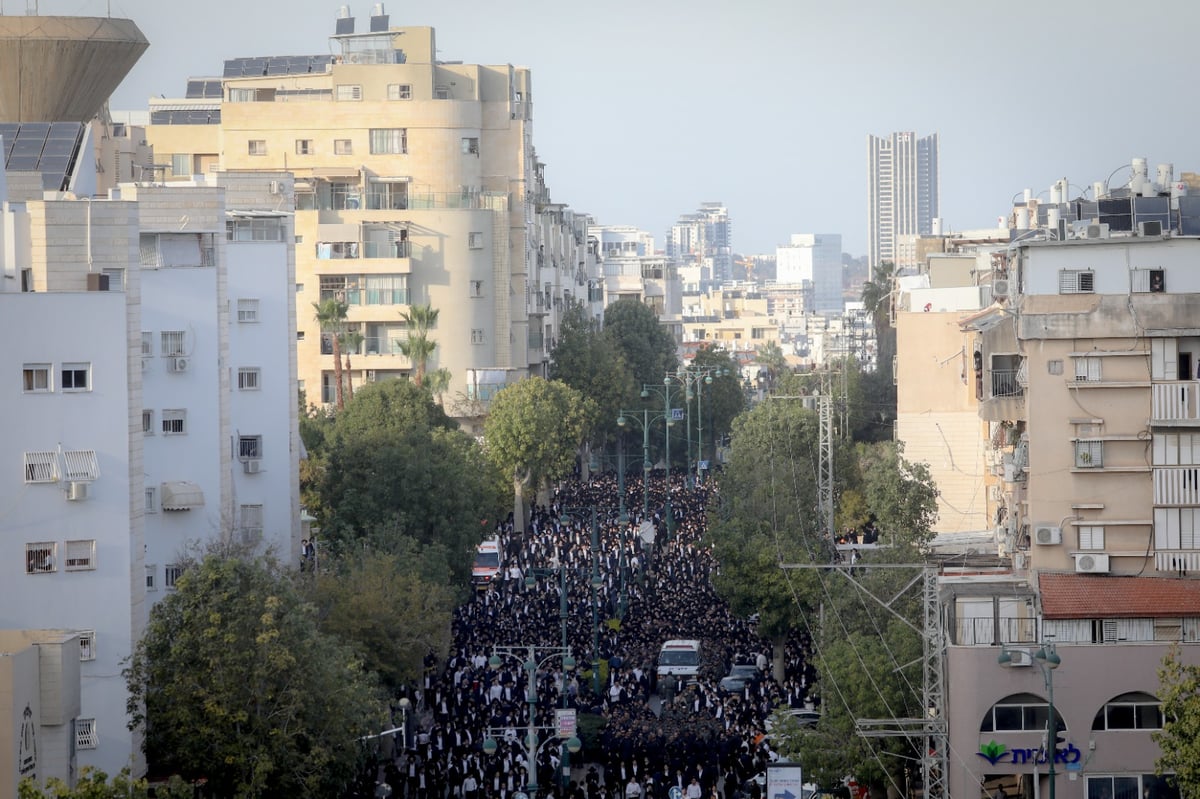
[1154,466,1200,505]
[951,616,1039,646]
[1156,550,1200,573]
[363,240,411,259]
[991,370,1022,398]
[1153,381,1200,423]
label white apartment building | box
[775,233,843,314]
[665,202,733,287]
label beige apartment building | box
[146,14,588,425]
[944,218,1200,799]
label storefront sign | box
[977,739,1082,766]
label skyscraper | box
[665,202,732,286]
[866,132,939,275]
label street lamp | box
[559,507,605,696]
[483,645,581,799]
[667,366,731,487]
[998,642,1062,799]
[617,405,676,528]
[634,378,679,539]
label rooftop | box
[1039,572,1200,619]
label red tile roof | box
[1038,572,1200,619]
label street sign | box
[669,787,684,799]
[698,460,710,470]
[556,708,577,738]
[639,520,656,544]
[767,764,805,799]
[671,408,684,421]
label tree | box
[18,768,192,799]
[310,550,456,693]
[550,301,634,449]
[861,260,897,387]
[312,379,507,584]
[125,552,382,797]
[603,298,678,395]
[686,345,744,467]
[1154,645,1200,796]
[342,328,364,403]
[755,340,788,390]
[483,377,594,531]
[313,297,348,410]
[426,366,453,406]
[398,303,440,386]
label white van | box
[471,539,501,588]
[657,639,702,683]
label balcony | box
[316,240,411,260]
[1156,550,1200,572]
[1152,381,1200,425]
[1154,466,1200,505]
[951,616,1039,646]
[990,369,1022,398]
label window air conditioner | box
[66,481,89,501]
[1137,220,1164,237]
[1034,525,1062,545]
[169,357,189,372]
[268,180,282,195]
[243,459,262,474]
[993,279,1011,299]
[1086,223,1110,239]
[1074,553,1111,574]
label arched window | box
[1091,692,1163,731]
[980,692,1067,733]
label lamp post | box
[998,642,1062,799]
[483,645,581,799]
[615,438,629,617]
[633,378,678,539]
[560,507,604,695]
[617,405,675,525]
[666,366,731,487]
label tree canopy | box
[125,553,382,797]
[549,301,634,447]
[306,379,508,584]
[483,377,593,528]
[603,298,678,392]
[1154,645,1200,796]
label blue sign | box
[671,408,684,421]
[670,787,684,799]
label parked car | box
[764,707,821,733]
[720,663,761,692]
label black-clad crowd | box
[370,470,818,799]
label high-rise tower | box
[866,132,938,276]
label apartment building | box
[665,202,733,287]
[776,233,843,314]
[943,176,1200,799]
[145,9,590,425]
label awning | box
[310,167,362,178]
[1039,572,1200,619]
[161,481,205,511]
[226,209,292,218]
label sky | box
[27,0,1200,257]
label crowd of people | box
[367,468,818,799]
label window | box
[1047,359,1064,375]
[161,331,186,357]
[336,84,362,101]
[470,280,484,298]
[238,367,261,390]
[1132,268,1166,293]
[1092,693,1163,731]
[979,693,1060,733]
[369,128,407,154]
[145,487,157,513]
[1059,269,1095,294]
[471,329,485,345]
[162,409,186,435]
[1086,775,1178,799]
[295,139,313,155]
[76,718,98,750]
[22,363,51,392]
[170,153,189,177]
[237,298,260,323]
[61,363,90,392]
[24,451,57,483]
[468,232,483,249]
[164,564,183,589]
[227,218,284,241]
[61,450,97,481]
[461,137,479,155]
[1078,525,1105,550]
[102,267,125,291]
[240,504,264,544]
[248,139,267,156]
[64,540,95,571]
[363,274,407,305]
[334,138,353,155]
[387,83,412,100]
[238,435,263,460]
[143,409,154,434]
[434,86,450,99]
[141,332,153,358]
[145,564,156,590]
[25,542,56,574]
[1075,356,1102,382]
[78,630,96,661]
[1076,440,1104,468]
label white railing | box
[1154,467,1200,505]
[1153,381,1200,422]
[1156,550,1200,573]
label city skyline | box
[22,0,1200,256]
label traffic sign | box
[671,408,684,421]
[669,787,684,799]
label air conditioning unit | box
[1034,525,1062,545]
[1004,649,1033,667]
[1086,223,1110,239]
[243,459,262,474]
[993,278,1011,299]
[1074,553,1111,574]
[268,179,282,195]
[1138,220,1164,237]
[66,481,89,501]
[169,357,189,372]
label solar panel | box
[48,122,80,139]
[204,80,223,98]
[42,139,75,157]
[1179,197,1200,236]
[1098,198,1134,232]
[11,138,45,157]
[186,80,206,98]
[6,154,39,170]
[18,122,49,138]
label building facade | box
[867,131,938,275]
[776,233,843,314]
[665,202,733,287]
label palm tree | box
[397,303,439,387]
[861,260,896,340]
[425,367,453,406]
[342,328,364,402]
[313,297,349,410]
